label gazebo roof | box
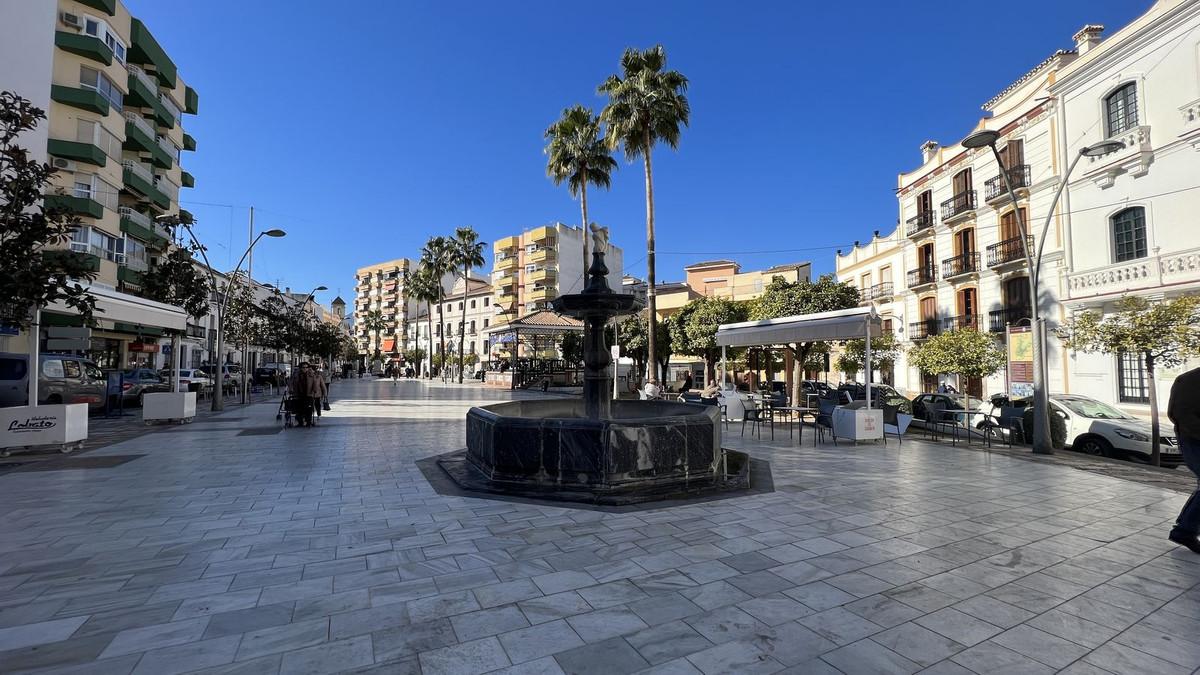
[486,309,584,336]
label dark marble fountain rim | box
[469,399,714,425]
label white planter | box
[142,392,196,423]
[0,404,88,452]
[833,406,884,442]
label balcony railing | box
[907,266,937,288]
[989,306,1031,333]
[1067,245,1200,300]
[984,165,1031,202]
[909,318,940,340]
[942,314,981,331]
[159,93,183,121]
[860,282,894,303]
[155,176,179,202]
[124,254,149,272]
[156,134,179,162]
[987,236,1032,267]
[124,111,156,139]
[940,190,977,220]
[118,206,152,229]
[127,64,157,94]
[941,252,980,279]
[122,159,154,184]
[906,211,935,237]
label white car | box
[1050,394,1182,468]
[159,369,214,393]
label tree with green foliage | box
[749,274,860,404]
[361,309,387,359]
[450,226,486,383]
[222,276,262,351]
[140,212,209,320]
[560,331,584,366]
[403,346,425,370]
[670,296,747,381]
[544,105,617,271]
[908,328,1007,388]
[1057,295,1200,466]
[837,331,901,382]
[599,45,689,384]
[405,265,441,378]
[421,236,455,379]
[0,91,97,329]
[617,312,672,385]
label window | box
[43,359,64,378]
[124,237,147,267]
[952,168,972,195]
[1105,83,1138,136]
[470,320,476,333]
[917,190,932,215]
[70,173,118,211]
[78,66,122,112]
[470,299,476,309]
[76,119,121,160]
[483,318,489,328]
[1117,351,1149,403]
[1112,207,1147,262]
[62,360,81,379]
[458,302,463,311]
[999,208,1026,242]
[84,16,126,63]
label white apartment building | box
[1053,1,1200,413]
[834,228,909,387]
[492,223,623,323]
[406,278,495,377]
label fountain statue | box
[435,241,751,505]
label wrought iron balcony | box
[941,252,980,279]
[984,165,1031,202]
[909,318,940,340]
[940,190,977,221]
[860,282,894,303]
[907,266,937,289]
[942,314,981,331]
[987,236,1033,268]
[906,211,935,237]
[989,306,1032,333]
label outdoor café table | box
[769,406,818,444]
[944,409,994,447]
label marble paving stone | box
[798,607,883,646]
[871,621,966,667]
[684,606,769,645]
[234,617,330,661]
[553,636,649,675]
[680,581,752,611]
[736,595,813,626]
[745,620,838,666]
[130,635,242,675]
[330,603,410,639]
[842,594,923,629]
[685,639,782,675]
[100,617,211,658]
[566,607,648,643]
[279,635,374,675]
[0,615,89,651]
[419,636,511,675]
[498,619,585,664]
[372,618,456,662]
[627,592,704,625]
[204,603,295,639]
[473,578,543,608]
[783,581,858,611]
[625,619,714,666]
[518,591,593,625]
[819,637,921,675]
[451,604,530,641]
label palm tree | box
[599,45,689,383]
[405,265,440,378]
[450,227,487,383]
[420,236,455,380]
[544,105,617,273]
[362,309,387,362]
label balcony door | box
[954,228,975,256]
[953,168,972,196]
[917,190,933,216]
[1004,276,1030,311]
[1000,208,1026,242]
[956,288,977,328]
[1000,139,1024,169]
[920,296,937,321]
[919,244,935,275]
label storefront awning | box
[716,307,881,347]
[46,284,188,333]
[381,338,396,352]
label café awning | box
[716,306,881,347]
[46,283,188,332]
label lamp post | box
[164,215,286,411]
[961,130,1125,454]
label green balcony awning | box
[182,133,196,151]
[118,266,145,287]
[180,171,194,188]
[128,19,177,88]
[55,31,113,66]
[119,213,168,249]
[43,249,101,273]
[184,86,199,115]
[51,85,109,116]
[44,194,104,219]
[121,166,169,210]
[47,139,106,167]
[77,0,116,15]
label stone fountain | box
[435,226,752,506]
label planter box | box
[833,406,884,442]
[142,391,196,422]
[0,404,88,451]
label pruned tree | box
[1057,296,1200,466]
[908,328,1006,389]
[837,331,901,382]
[0,91,97,328]
[749,274,860,405]
[669,296,747,381]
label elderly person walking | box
[1168,366,1200,554]
[289,362,322,428]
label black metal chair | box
[815,397,837,445]
[741,396,773,440]
[925,402,956,442]
[882,403,902,446]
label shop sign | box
[129,342,160,353]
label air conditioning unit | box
[60,12,83,30]
[50,157,77,172]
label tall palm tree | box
[450,227,487,383]
[420,236,455,380]
[544,105,617,273]
[599,45,689,382]
[405,265,440,378]
[363,309,387,361]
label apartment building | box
[406,278,495,376]
[0,0,199,369]
[1052,1,1200,413]
[353,258,418,358]
[834,229,909,386]
[492,223,624,323]
[883,44,1077,397]
[682,260,812,301]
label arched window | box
[1112,207,1147,262]
[1105,83,1139,136]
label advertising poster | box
[1007,326,1034,398]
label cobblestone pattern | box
[0,379,1196,674]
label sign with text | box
[1007,326,1034,398]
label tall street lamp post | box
[961,130,1125,454]
[164,214,286,411]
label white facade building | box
[406,277,495,377]
[1053,1,1200,414]
[834,228,910,388]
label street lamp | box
[163,214,285,411]
[962,130,1124,454]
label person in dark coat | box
[1168,366,1200,554]
[289,362,322,427]
[680,372,694,393]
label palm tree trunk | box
[1147,352,1160,467]
[438,298,447,382]
[643,126,657,384]
[458,268,468,384]
[426,302,434,379]
[580,170,590,277]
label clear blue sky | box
[130,0,1147,307]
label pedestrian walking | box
[1168,366,1200,554]
[289,362,322,428]
[681,372,693,393]
[317,361,332,413]
[391,362,399,386]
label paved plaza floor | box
[1,378,1198,675]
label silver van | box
[0,353,107,410]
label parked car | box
[0,353,106,410]
[254,366,287,386]
[836,383,913,414]
[910,392,989,431]
[159,369,213,393]
[1050,394,1183,467]
[199,364,241,394]
[119,368,171,405]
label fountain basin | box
[436,399,751,505]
